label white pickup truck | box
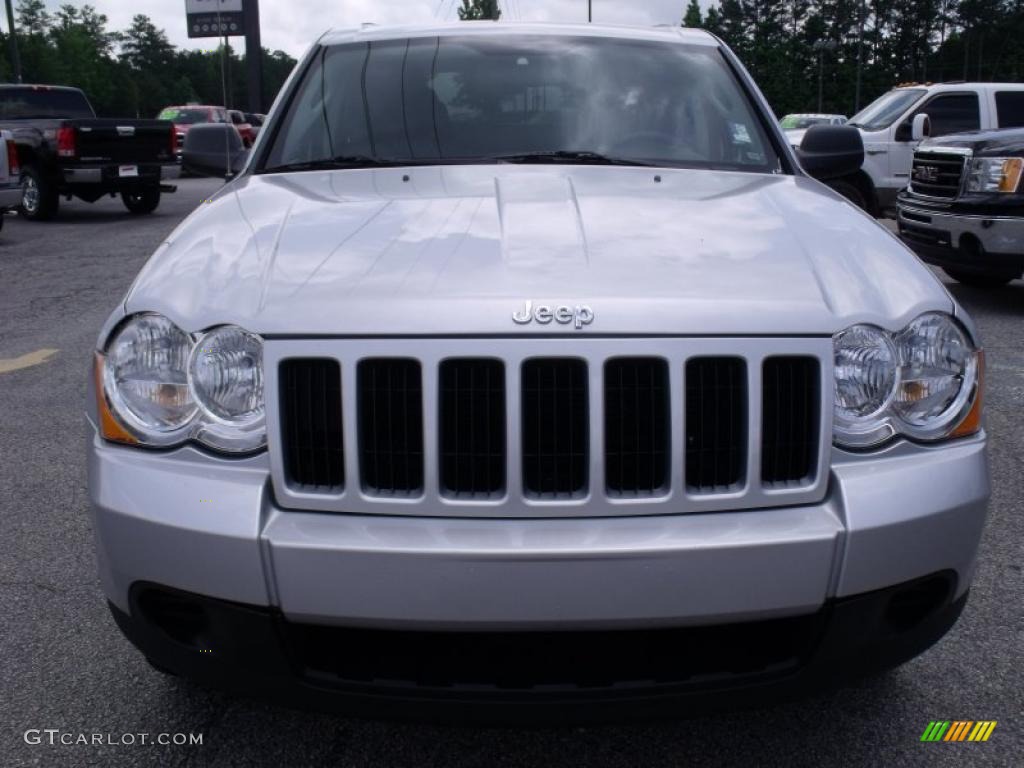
[0,129,20,230]
[827,82,1024,214]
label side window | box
[918,94,980,137]
[995,91,1024,128]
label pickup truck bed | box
[0,85,179,220]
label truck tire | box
[19,166,59,221]
[121,187,161,215]
[825,178,868,211]
[942,268,1015,288]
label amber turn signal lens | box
[94,352,138,445]
[999,158,1023,193]
[951,350,984,439]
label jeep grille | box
[267,338,830,518]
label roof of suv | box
[895,82,1024,92]
[320,21,718,47]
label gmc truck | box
[898,128,1024,287]
[830,82,1024,214]
[0,84,179,220]
[88,23,989,720]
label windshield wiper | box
[489,150,655,167]
[262,155,414,173]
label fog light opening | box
[883,574,953,632]
[138,589,212,650]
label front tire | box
[121,187,161,215]
[19,166,59,221]
[942,268,1015,288]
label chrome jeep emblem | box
[513,301,594,329]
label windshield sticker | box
[731,123,752,144]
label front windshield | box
[262,35,780,173]
[157,108,211,124]
[780,115,827,130]
[848,89,926,131]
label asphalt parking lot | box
[0,178,1021,767]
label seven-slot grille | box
[268,339,828,517]
[910,151,968,199]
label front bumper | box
[897,199,1024,273]
[109,573,967,721]
[87,421,989,709]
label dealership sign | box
[186,0,244,38]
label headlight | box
[98,314,266,453]
[892,313,978,438]
[964,157,1023,193]
[833,313,981,448]
[189,325,266,452]
[833,325,898,447]
[103,313,196,442]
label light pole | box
[4,0,21,83]
[813,40,837,113]
[854,0,865,111]
[588,0,592,22]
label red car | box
[228,110,257,147]
[156,105,230,157]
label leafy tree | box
[458,0,502,21]
[15,0,50,35]
[683,0,703,27]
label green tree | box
[15,0,50,34]
[458,0,502,20]
[683,0,703,27]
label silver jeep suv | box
[87,23,989,720]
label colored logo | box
[920,721,997,742]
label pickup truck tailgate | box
[75,120,173,164]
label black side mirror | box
[182,124,249,179]
[895,121,912,142]
[796,125,865,181]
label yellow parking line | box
[0,348,59,374]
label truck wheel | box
[19,166,59,221]
[121,187,161,215]
[825,178,868,211]
[942,268,1015,288]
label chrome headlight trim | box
[101,313,267,454]
[102,312,197,446]
[832,312,981,449]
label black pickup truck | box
[0,84,179,220]
[897,127,1024,287]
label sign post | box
[186,0,243,39]
[184,0,263,114]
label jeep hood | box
[125,166,951,336]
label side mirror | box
[911,113,931,141]
[796,125,865,181]
[182,124,249,179]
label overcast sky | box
[39,1,695,58]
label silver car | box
[88,23,989,720]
